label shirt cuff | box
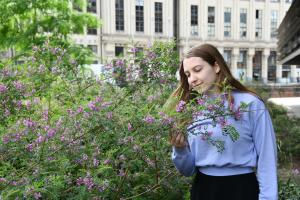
[173,146,190,155]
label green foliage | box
[279,178,300,200]
[266,102,300,164]
[0,0,100,54]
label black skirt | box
[190,171,259,200]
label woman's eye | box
[194,68,201,72]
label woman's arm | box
[170,133,196,176]
[251,99,278,200]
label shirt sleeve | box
[171,144,196,177]
[250,99,278,200]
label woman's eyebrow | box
[184,65,202,73]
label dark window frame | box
[154,2,163,33]
[116,0,125,31]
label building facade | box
[72,0,297,83]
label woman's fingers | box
[169,133,186,148]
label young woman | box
[169,44,277,200]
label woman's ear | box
[214,62,220,73]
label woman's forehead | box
[183,57,205,69]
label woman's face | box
[183,57,220,94]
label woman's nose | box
[189,75,198,84]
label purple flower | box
[88,101,99,111]
[0,178,7,183]
[34,192,42,200]
[147,51,156,59]
[23,119,35,128]
[115,59,124,67]
[130,47,138,53]
[82,154,88,161]
[26,143,34,151]
[47,129,56,138]
[197,98,205,105]
[83,112,90,118]
[13,81,24,91]
[101,102,112,109]
[176,100,186,112]
[60,135,65,141]
[207,105,214,111]
[4,109,10,117]
[42,110,49,120]
[106,112,113,119]
[118,169,126,177]
[2,135,10,144]
[36,135,45,144]
[234,107,242,120]
[292,169,299,176]
[127,123,133,131]
[93,158,99,167]
[26,101,31,110]
[143,115,155,124]
[0,84,8,93]
[103,159,111,165]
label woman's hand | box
[169,132,187,148]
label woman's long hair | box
[171,44,260,102]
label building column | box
[262,48,270,84]
[246,48,255,82]
[231,48,239,78]
[291,65,297,83]
[276,64,282,83]
[218,47,224,55]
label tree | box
[0,0,100,56]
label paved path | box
[268,97,300,118]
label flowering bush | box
[0,41,192,199]
[0,40,299,199]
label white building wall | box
[71,0,294,83]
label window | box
[224,8,231,38]
[87,0,96,13]
[155,2,163,33]
[191,5,198,36]
[255,10,262,39]
[136,0,144,32]
[223,50,232,67]
[240,8,247,39]
[88,45,98,54]
[116,0,124,31]
[208,6,215,37]
[270,10,278,38]
[87,28,97,35]
[115,46,124,57]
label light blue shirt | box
[172,91,278,200]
